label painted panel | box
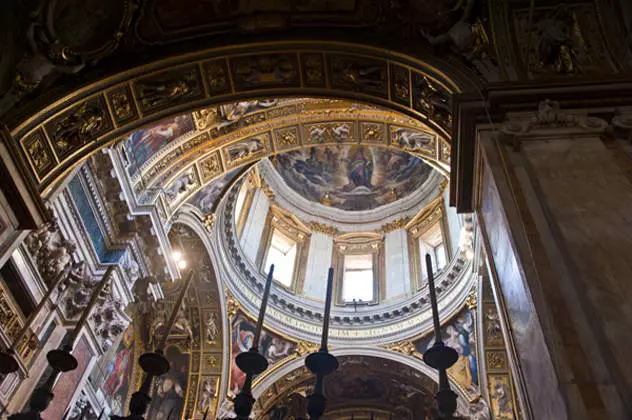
[68,175,125,264]
[229,312,297,396]
[414,307,479,400]
[123,114,194,176]
[41,337,94,420]
[187,169,241,214]
[146,345,190,420]
[102,325,135,416]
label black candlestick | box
[0,264,74,375]
[422,254,458,419]
[9,266,116,420]
[231,265,275,420]
[115,269,196,420]
[305,267,338,420]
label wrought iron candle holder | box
[115,269,196,420]
[229,264,275,420]
[8,265,115,420]
[305,267,339,420]
[0,264,75,375]
[422,254,458,419]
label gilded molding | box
[380,217,409,234]
[308,221,340,237]
[203,213,216,233]
[384,340,418,356]
[12,43,459,197]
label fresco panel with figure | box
[414,306,480,400]
[229,312,297,396]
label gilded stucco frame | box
[406,196,451,291]
[255,204,311,295]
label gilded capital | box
[380,217,409,234]
[309,222,340,237]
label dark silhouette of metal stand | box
[222,265,275,420]
[422,254,459,419]
[8,266,115,420]
[112,269,196,420]
[0,264,75,375]
[305,268,338,420]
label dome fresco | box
[271,145,433,211]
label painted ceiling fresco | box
[121,99,287,179]
[186,169,241,214]
[271,145,433,211]
[123,114,194,176]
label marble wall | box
[478,153,567,420]
[384,228,411,299]
[302,231,333,300]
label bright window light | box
[342,254,374,302]
[420,222,446,280]
[234,183,248,223]
[265,229,297,288]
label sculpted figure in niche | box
[132,276,159,315]
[138,76,194,108]
[227,138,265,161]
[206,313,219,343]
[532,5,587,75]
[197,378,217,415]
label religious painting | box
[102,325,135,416]
[41,337,94,420]
[123,114,194,176]
[271,145,433,211]
[163,166,200,207]
[414,307,480,399]
[229,313,297,396]
[224,134,271,168]
[197,376,219,416]
[147,346,190,420]
[187,169,241,214]
[326,374,387,400]
[488,375,516,419]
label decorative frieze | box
[308,222,339,237]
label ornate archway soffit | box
[140,112,451,219]
[12,43,459,194]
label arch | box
[7,42,474,197]
[250,347,482,418]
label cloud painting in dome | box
[123,114,194,176]
[187,169,241,213]
[272,146,433,211]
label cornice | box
[207,184,476,346]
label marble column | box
[239,188,270,262]
[302,231,333,300]
[475,109,630,420]
[384,228,411,300]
